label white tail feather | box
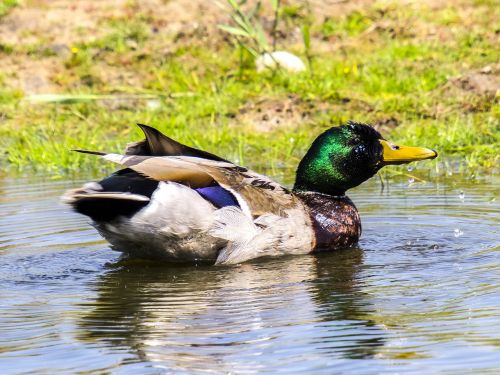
[66,192,149,202]
[61,182,149,204]
[103,153,127,164]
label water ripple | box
[0,174,499,373]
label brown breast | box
[295,192,361,252]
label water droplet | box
[408,177,415,184]
[407,165,414,172]
[432,244,439,250]
[454,228,463,237]
[406,240,412,246]
[447,171,453,176]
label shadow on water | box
[78,249,385,371]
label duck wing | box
[125,124,229,162]
[87,152,298,218]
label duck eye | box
[392,145,400,150]
[353,144,367,155]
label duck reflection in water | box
[78,249,385,372]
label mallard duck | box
[63,122,437,265]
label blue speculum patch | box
[195,186,239,208]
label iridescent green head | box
[293,122,437,196]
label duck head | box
[293,121,437,196]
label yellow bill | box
[380,140,437,165]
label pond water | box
[0,171,498,374]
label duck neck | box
[293,156,349,197]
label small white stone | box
[147,99,160,109]
[255,51,307,73]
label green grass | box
[0,1,498,175]
[321,11,372,38]
[0,0,17,18]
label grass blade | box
[218,24,251,37]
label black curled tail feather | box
[63,169,159,222]
[69,195,150,222]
